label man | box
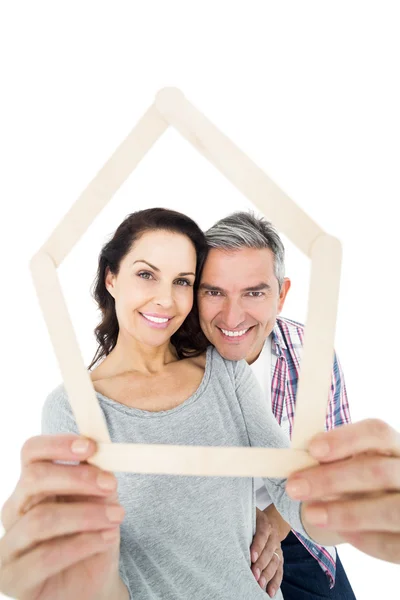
[197,211,356,599]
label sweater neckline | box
[94,345,213,418]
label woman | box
[0,208,324,600]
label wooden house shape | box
[30,88,341,477]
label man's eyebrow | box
[132,260,195,277]
[198,282,272,292]
[242,282,272,292]
[198,283,225,292]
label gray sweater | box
[42,346,311,600]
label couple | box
[1,208,399,600]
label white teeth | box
[142,314,169,323]
[220,328,249,337]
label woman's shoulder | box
[206,346,248,378]
[186,351,207,370]
[44,383,70,408]
[42,383,79,435]
[181,347,237,386]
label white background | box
[1,1,399,598]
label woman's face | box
[105,230,197,348]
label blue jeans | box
[280,532,356,600]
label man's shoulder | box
[275,316,305,345]
[277,315,305,330]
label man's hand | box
[250,507,285,596]
[286,419,400,563]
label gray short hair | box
[205,211,285,289]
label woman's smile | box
[139,311,175,329]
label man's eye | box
[175,279,192,286]
[206,291,222,297]
[138,271,153,280]
[247,291,264,297]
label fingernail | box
[71,438,90,454]
[286,478,311,499]
[97,473,117,491]
[102,527,119,542]
[270,587,276,597]
[259,576,266,589]
[309,439,330,458]
[106,506,125,523]
[254,568,261,581]
[252,551,259,562]
[306,506,328,526]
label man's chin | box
[212,342,248,362]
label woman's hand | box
[287,419,400,563]
[0,434,128,600]
[250,507,285,597]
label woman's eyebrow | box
[132,260,195,277]
[132,259,160,271]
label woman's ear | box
[105,267,116,298]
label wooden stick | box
[30,251,111,442]
[42,104,168,266]
[88,444,318,477]
[291,234,342,449]
[155,87,324,257]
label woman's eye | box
[138,271,153,280]
[175,279,192,286]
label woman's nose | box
[154,286,174,308]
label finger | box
[258,546,281,589]
[259,553,280,590]
[0,502,125,563]
[252,537,279,574]
[307,419,400,463]
[20,434,97,467]
[2,462,118,530]
[340,531,400,564]
[286,454,400,501]
[266,560,283,598]
[1,435,98,529]
[302,493,400,532]
[0,528,120,598]
[250,518,272,564]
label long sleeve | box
[325,352,351,431]
[233,358,311,541]
[41,385,135,600]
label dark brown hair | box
[88,208,209,370]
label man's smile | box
[217,325,255,341]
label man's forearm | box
[301,504,344,547]
[262,504,291,541]
[116,577,131,600]
[99,575,131,600]
[264,503,344,546]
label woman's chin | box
[132,325,184,347]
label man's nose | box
[221,299,245,329]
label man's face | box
[198,247,291,363]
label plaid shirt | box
[271,316,351,588]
